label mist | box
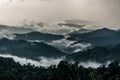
[0,54,112,68]
[0,54,65,67]
[0,0,119,29]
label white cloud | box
[79,61,111,68]
[0,0,119,29]
[32,24,79,35]
[0,54,112,68]
[0,54,65,67]
[38,56,65,67]
[0,30,16,40]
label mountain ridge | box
[68,28,120,46]
[0,38,65,60]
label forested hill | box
[67,44,120,63]
[0,38,65,60]
[15,31,64,41]
[0,57,120,80]
[68,28,120,46]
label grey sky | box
[0,0,120,28]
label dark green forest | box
[0,57,120,80]
[67,45,120,63]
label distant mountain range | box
[69,28,92,34]
[0,25,34,34]
[15,32,64,42]
[0,22,120,63]
[68,28,120,47]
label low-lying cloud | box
[0,54,112,68]
[0,54,65,67]
[79,61,111,68]
[0,30,16,40]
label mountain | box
[65,19,91,25]
[68,28,120,46]
[67,45,120,63]
[0,25,34,34]
[15,32,64,42]
[58,23,85,28]
[0,20,98,35]
[69,28,92,34]
[0,38,65,60]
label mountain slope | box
[67,45,120,63]
[15,32,64,42]
[69,28,92,34]
[0,25,34,34]
[68,28,120,46]
[0,38,65,60]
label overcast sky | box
[0,0,120,28]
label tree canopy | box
[0,57,119,80]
